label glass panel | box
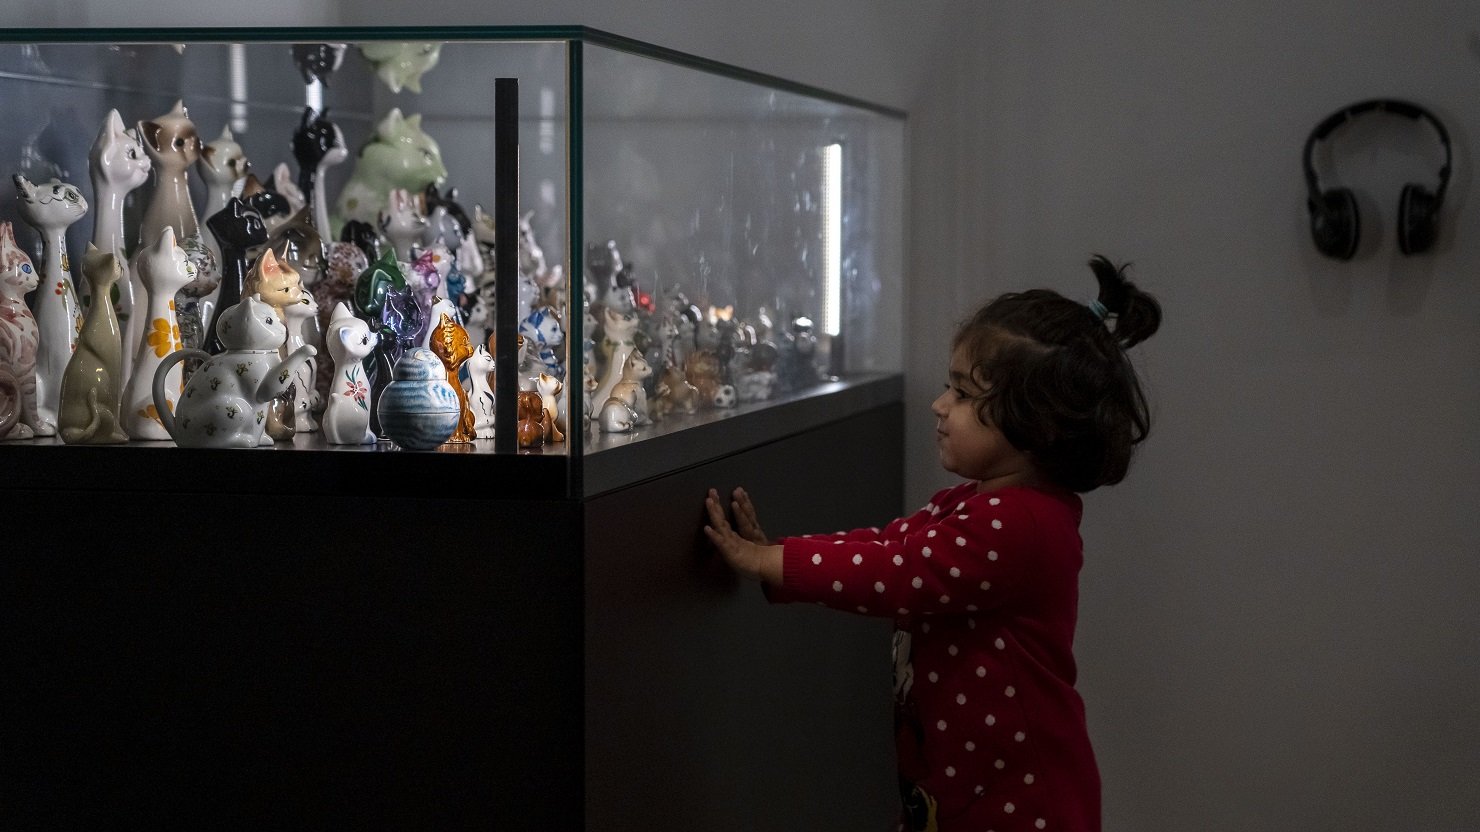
[580,42,902,450]
[0,37,569,456]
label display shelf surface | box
[0,374,901,500]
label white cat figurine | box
[152,294,316,449]
[13,174,86,434]
[88,109,151,382]
[461,342,496,439]
[597,350,652,434]
[322,301,378,445]
[123,227,194,440]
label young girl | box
[704,256,1161,832]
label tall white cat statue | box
[88,109,152,382]
[123,227,194,440]
[13,174,86,434]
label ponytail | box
[1089,255,1161,349]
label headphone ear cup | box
[1398,183,1439,255]
[1309,187,1360,260]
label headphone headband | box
[1302,98,1452,199]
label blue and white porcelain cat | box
[151,294,316,448]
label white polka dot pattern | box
[768,483,1092,823]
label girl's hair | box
[952,256,1162,492]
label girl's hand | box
[729,487,768,545]
[704,488,783,584]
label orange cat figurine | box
[429,312,474,443]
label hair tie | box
[1086,298,1109,321]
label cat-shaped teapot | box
[151,294,315,448]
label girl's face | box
[930,344,1037,490]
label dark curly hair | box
[952,256,1162,493]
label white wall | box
[910,2,1480,830]
[8,1,1479,829]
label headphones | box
[1302,98,1451,260]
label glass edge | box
[0,25,906,121]
[567,39,585,496]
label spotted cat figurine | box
[0,221,44,438]
[152,294,316,449]
[57,246,128,444]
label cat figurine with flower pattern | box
[322,301,378,445]
[124,227,194,440]
[14,174,86,434]
[152,294,316,449]
[0,221,45,438]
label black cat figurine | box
[202,197,268,355]
[340,219,382,263]
[291,43,346,86]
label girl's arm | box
[768,491,1040,617]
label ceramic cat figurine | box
[283,294,320,432]
[379,187,426,261]
[152,294,316,449]
[590,305,640,415]
[518,305,565,379]
[196,125,251,322]
[139,102,218,353]
[597,349,652,433]
[88,109,151,383]
[428,312,474,443]
[336,109,447,226]
[138,100,202,247]
[408,244,455,348]
[516,389,545,449]
[322,302,377,445]
[292,43,346,86]
[651,362,700,421]
[242,248,305,440]
[57,246,128,444]
[267,207,327,288]
[358,41,442,94]
[0,368,18,439]
[199,125,250,222]
[123,227,193,440]
[14,174,86,434]
[461,342,495,439]
[536,372,564,444]
[202,198,267,355]
[0,222,45,438]
[291,107,347,238]
[311,238,369,408]
[269,163,307,222]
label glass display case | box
[0,27,904,496]
[0,27,909,829]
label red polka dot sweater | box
[767,482,1099,832]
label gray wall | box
[7,0,1479,829]
[910,3,1480,831]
